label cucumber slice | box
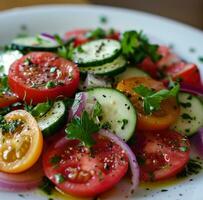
[0,50,23,75]
[115,66,150,83]
[37,101,67,136]
[171,92,203,136]
[79,55,126,76]
[87,88,137,141]
[73,39,121,66]
[11,36,60,52]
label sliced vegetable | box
[8,52,79,104]
[99,129,139,195]
[180,82,203,96]
[11,35,60,52]
[43,134,129,197]
[87,88,136,141]
[37,101,67,136]
[79,55,126,76]
[192,128,203,157]
[117,77,180,130]
[0,50,23,75]
[115,66,149,83]
[0,110,43,173]
[79,73,112,90]
[0,159,44,191]
[72,39,121,66]
[171,92,203,136]
[131,130,190,181]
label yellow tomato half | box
[0,110,43,173]
[116,77,180,130]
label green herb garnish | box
[0,116,22,133]
[65,111,100,148]
[45,81,56,88]
[39,177,55,195]
[31,100,53,117]
[86,28,106,39]
[0,75,9,96]
[92,101,103,120]
[198,56,203,63]
[134,83,179,115]
[121,30,162,64]
[54,174,65,184]
[50,155,61,165]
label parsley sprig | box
[0,75,9,96]
[134,83,179,115]
[65,111,100,148]
[121,30,162,64]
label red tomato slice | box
[64,29,120,47]
[131,130,190,181]
[43,135,128,197]
[165,62,202,87]
[8,52,79,104]
[138,46,180,78]
[0,92,19,108]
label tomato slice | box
[8,52,80,104]
[131,130,190,181]
[0,110,43,173]
[0,92,19,108]
[64,29,120,47]
[116,77,180,130]
[43,135,128,197]
[165,62,202,87]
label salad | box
[0,27,202,199]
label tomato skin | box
[0,93,19,108]
[131,130,190,181]
[43,135,128,197]
[165,62,202,87]
[116,77,180,130]
[64,29,120,47]
[8,52,80,104]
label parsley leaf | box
[134,84,179,115]
[65,111,100,147]
[92,101,102,120]
[121,30,162,64]
[0,75,9,96]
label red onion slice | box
[192,127,203,157]
[0,159,44,192]
[180,82,203,96]
[68,92,87,121]
[99,129,140,196]
[40,33,56,41]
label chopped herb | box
[77,46,85,53]
[86,28,106,39]
[50,67,56,73]
[121,30,162,64]
[117,119,128,130]
[99,16,108,24]
[189,47,196,53]
[31,100,53,117]
[0,75,9,96]
[39,177,55,195]
[92,101,103,120]
[180,102,191,108]
[54,34,64,46]
[179,146,189,152]
[101,121,111,129]
[65,111,100,147]
[24,103,34,112]
[181,113,193,120]
[0,116,22,133]
[134,83,179,115]
[18,194,25,198]
[50,155,61,164]
[177,159,202,178]
[54,173,65,184]
[46,81,56,88]
[23,57,32,65]
[161,189,168,192]
[0,106,10,115]
[198,56,203,63]
[36,35,44,44]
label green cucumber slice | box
[73,39,121,66]
[37,101,67,136]
[79,55,126,76]
[171,92,203,136]
[87,88,137,141]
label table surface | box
[0,0,89,11]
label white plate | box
[0,4,203,200]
